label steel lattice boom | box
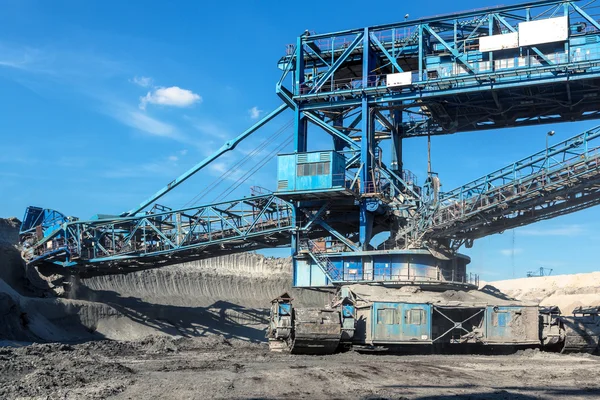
[21,195,292,277]
[421,126,600,247]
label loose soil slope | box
[488,272,600,314]
[0,217,328,344]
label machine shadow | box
[375,386,600,399]
[478,284,519,301]
[74,285,269,343]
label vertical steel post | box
[295,35,305,95]
[418,24,423,81]
[359,28,375,249]
[390,108,403,188]
[489,14,494,72]
[176,213,182,246]
[295,35,307,152]
[564,2,570,59]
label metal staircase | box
[302,238,342,282]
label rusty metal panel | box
[355,308,372,343]
[560,315,600,353]
[485,306,539,344]
[371,302,431,343]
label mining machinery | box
[18,0,600,354]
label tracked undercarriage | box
[268,284,600,355]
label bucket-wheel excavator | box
[19,0,600,354]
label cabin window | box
[297,162,330,177]
[377,308,397,325]
[492,311,508,327]
[407,309,426,325]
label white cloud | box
[103,155,180,179]
[499,248,523,256]
[168,155,179,162]
[186,116,230,140]
[131,75,153,87]
[248,106,263,120]
[520,224,586,237]
[140,86,201,110]
[179,149,188,156]
[208,161,229,175]
[115,109,178,138]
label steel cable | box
[182,118,293,208]
[213,135,293,203]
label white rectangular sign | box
[480,32,519,52]
[519,16,568,47]
[386,72,412,87]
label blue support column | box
[418,24,423,81]
[390,109,403,176]
[291,206,298,258]
[564,2,570,58]
[489,14,494,72]
[333,115,345,151]
[295,35,305,95]
[359,27,375,250]
[295,108,307,152]
[293,35,306,264]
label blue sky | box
[0,0,598,281]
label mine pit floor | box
[1,336,599,400]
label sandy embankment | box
[0,217,329,344]
[488,272,600,314]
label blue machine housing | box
[293,249,472,288]
[277,151,346,194]
[352,300,540,346]
[371,302,432,343]
[20,206,71,240]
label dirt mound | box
[0,217,19,244]
[80,253,329,308]
[0,217,330,344]
[0,342,134,399]
[488,272,600,314]
[0,218,28,292]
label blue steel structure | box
[18,0,600,353]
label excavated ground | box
[2,218,600,399]
[2,336,600,400]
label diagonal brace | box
[304,111,361,150]
[311,32,364,94]
[423,24,473,73]
[369,32,403,72]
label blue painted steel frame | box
[278,0,600,137]
[421,125,600,243]
[24,194,293,270]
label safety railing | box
[250,185,272,196]
[25,194,294,267]
[289,0,600,57]
[296,42,600,97]
[342,266,479,286]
